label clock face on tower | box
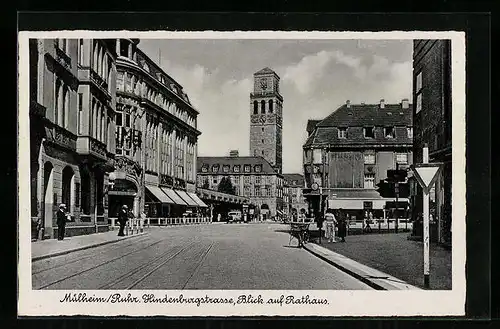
[259,78,268,90]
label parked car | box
[227,210,243,223]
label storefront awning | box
[175,190,199,207]
[145,185,174,204]
[160,187,187,205]
[188,192,208,207]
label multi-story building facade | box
[283,174,308,220]
[303,99,413,221]
[109,39,203,220]
[29,38,117,239]
[249,67,283,174]
[412,40,452,246]
[197,152,284,219]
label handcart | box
[288,222,310,248]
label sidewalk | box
[31,230,148,261]
[310,232,452,290]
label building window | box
[201,166,208,173]
[78,39,84,65]
[384,126,395,138]
[364,173,375,189]
[78,93,84,134]
[255,176,261,184]
[269,100,273,113]
[407,127,413,139]
[255,165,262,173]
[253,101,258,114]
[244,186,251,196]
[255,186,261,197]
[261,100,265,114]
[416,71,423,113]
[233,165,240,173]
[213,177,218,185]
[396,152,408,164]
[80,170,91,215]
[244,176,251,184]
[416,94,422,113]
[212,165,219,173]
[338,127,347,139]
[364,153,376,164]
[364,127,375,138]
[313,149,323,164]
[244,165,251,173]
[223,165,230,173]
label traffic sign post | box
[410,145,443,289]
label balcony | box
[46,123,77,151]
[76,136,108,161]
[78,67,111,101]
[55,47,72,71]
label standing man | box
[324,211,336,243]
[337,208,347,242]
[56,203,67,240]
[117,205,129,237]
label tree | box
[201,178,209,189]
[217,176,236,195]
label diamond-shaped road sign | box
[410,163,443,194]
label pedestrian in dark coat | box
[117,205,129,237]
[337,208,347,242]
[56,204,67,240]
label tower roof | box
[254,67,276,75]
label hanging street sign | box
[410,163,444,194]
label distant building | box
[303,99,413,222]
[29,38,117,239]
[197,154,284,219]
[283,174,308,220]
[249,67,284,174]
[412,39,452,246]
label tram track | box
[32,235,152,275]
[100,241,199,290]
[36,238,166,290]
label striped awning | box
[188,192,208,207]
[175,190,199,207]
[145,185,174,204]
[160,187,187,205]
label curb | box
[303,242,421,290]
[32,232,148,262]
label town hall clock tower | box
[249,67,283,174]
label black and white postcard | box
[17,30,466,317]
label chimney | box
[402,98,409,109]
[380,99,385,109]
[346,100,351,108]
[229,150,239,157]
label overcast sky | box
[139,39,413,174]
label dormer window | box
[364,127,375,138]
[338,127,347,139]
[201,165,208,173]
[244,165,251,173]
[407,127,413,139]
[212,165,219,173]
[233,165,241,173]
[223,165,230,173]
[255,165,262,173]
[384,127,395,138]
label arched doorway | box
[42,162,54,237]
[261,203,269,220]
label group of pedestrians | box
[323,208,347,243]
